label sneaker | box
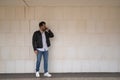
[44,72,52,77]
[36,72,40,78]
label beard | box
[42,28,47,31]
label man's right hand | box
[34,50,38,54]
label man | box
[32,21,54,78]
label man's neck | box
[40,29,44,33]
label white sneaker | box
[44,72,52,77]
[36,72,40,78]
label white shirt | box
[37,32,48,51]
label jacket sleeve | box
[32,32,37,51]
[47,29,54,38]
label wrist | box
[46,29,50,32]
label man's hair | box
[39,21,46,27]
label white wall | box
[0,6,120,73]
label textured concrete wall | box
[0,6,120,73]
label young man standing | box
[32,21,54,77]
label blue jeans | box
[36,50,48,73]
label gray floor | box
[0,73,120,80]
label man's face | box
[40,24,46,31]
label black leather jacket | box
[32,30,54,51]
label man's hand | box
[45,27,50,31]
[34,50,38,54]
